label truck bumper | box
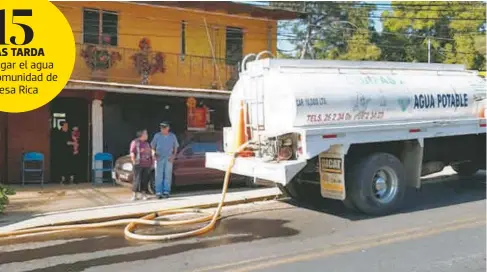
[205,152,307,185]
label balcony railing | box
[72,43,239,90]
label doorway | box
[103,93,187,159]
[50,97,90,182]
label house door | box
[50,98,89,182]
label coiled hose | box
[0,143,249,241]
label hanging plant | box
[80,44,122,71]
[131,38,165,84]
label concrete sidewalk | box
[0,186,282,234]
[5,183,259,214]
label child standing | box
[69,126,81,183]
[72,126,80,155]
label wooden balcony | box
[71,43,239,91]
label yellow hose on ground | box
[0,143,248,241]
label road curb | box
[0,187,283,234]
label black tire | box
[346,153,406,216]
[342,197,359,212]
[452,162,479,177]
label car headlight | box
[121,163,133,172]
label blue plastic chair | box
[92,152,114,185]
[21,152,44,186]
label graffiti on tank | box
[353,93,371,112]
[397,96,411,112]
[357,75,405,85]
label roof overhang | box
[130,1,305,20]
[65,80,232,100]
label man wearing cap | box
[151,122,179,199]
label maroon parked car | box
[112,131,252,193]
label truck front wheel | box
[346,153,406,216]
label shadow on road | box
[281,172,486,221]
[0,218,300,271]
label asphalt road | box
[0,171,485,272]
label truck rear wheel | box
[346,153,406,216]
[451,162,480,177]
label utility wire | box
[321,26,485,41]
[74,29,486,43]
[300,13,486,21]
[80,18,485,40]
[283,2,486,8]
[313,2,483,7]
[278,38,482,56]
[345,41,480,55]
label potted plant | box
[131,38,165,84]
[80,36,122,81]
[0,184,15,214]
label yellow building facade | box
[54,1,297,90]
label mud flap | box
[319,145,346,200]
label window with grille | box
[225,27,243,65]
[83,8,118,46]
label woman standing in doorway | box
[54,121,76,184]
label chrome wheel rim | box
[372,166,399,204]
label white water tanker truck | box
[206,52,487,216]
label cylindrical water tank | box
[229,66,486,133]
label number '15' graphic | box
[0,9,34,45]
